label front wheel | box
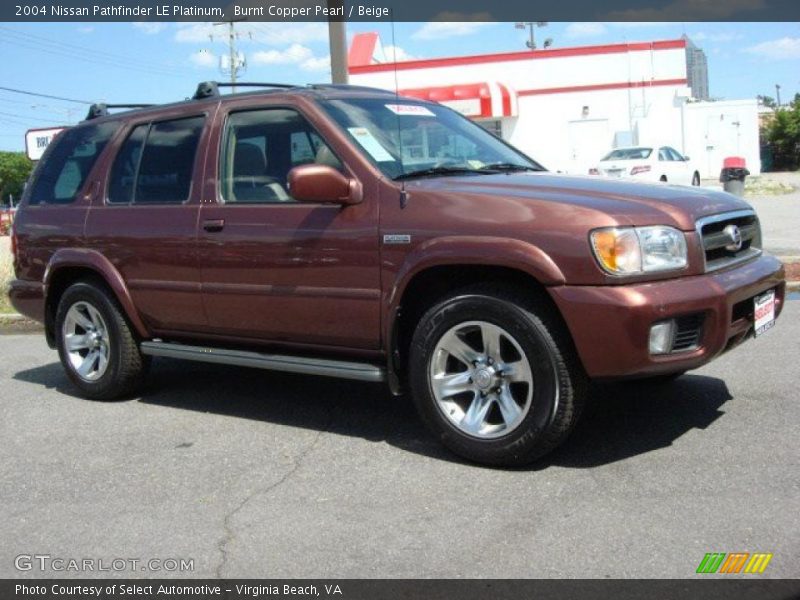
[409,286,587,467]
[692,172,701,186]
[55,281,148,400]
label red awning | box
[399,82,518,119]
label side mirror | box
[683,156,691,161]
[287,164,362,205]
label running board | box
[140,341,386,383]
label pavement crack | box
[214,412,334,578]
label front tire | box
[55,281,147,400]
[409,286,587,467]
[692,172,701,186]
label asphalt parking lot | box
[1,298,798,580]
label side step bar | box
[140,341,386,383]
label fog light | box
[649,320,675,355]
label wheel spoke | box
[77,350,99,377]
[480,323,502,361]
[95,350,108,375]
[65,333,91,352]
[431,371,473,398]
[442,334,480,367]
[87,305,105,334]
[496,389,522,426]
[504,359,533,384]
[69,306,94,331]
[461,393,492,434]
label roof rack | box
[307,84,394,94]
[85,103,155,121]
[193,81,297,100]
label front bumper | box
[550,254,786,379]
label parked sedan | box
[590,146,701,187]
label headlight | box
[590,226,687,275]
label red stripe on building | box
[517,78,688,97]
[348,32,379,68]
[349,39,686,74]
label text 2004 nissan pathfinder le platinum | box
[9,82,786,466]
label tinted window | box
[136,117,204,204]
[600,147,652,161]
[27,122,118,205]
[108,124,147,204]
[667,147,685,161]
[221,109,342,204]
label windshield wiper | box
[477,162,542,172]
[393,166,484,181]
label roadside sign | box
[25,127,66,161]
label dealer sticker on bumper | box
[754,289,776,337]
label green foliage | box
[0,151,33,205]
[763,96,800,170]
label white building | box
[348,33,761,177]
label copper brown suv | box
[9,82,786,466]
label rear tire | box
[408,285,587,467]
[55,281,147,400]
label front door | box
[198,106,381,350]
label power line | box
[0,25,184,75]
[0,110,66,124]
[0,85,91,105]
[0,26,185,77]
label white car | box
[590,146,701,187]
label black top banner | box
[4,0,800,22]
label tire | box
[659,175,668,182]
[408,285,587,467]
[692,172,701,186]
[55,281,148,400]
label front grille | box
[672,314,704,352]
[696,210,761,272]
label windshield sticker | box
[347,127,396,162]
[385,104,435,117]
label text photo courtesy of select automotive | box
[1,6,799,594]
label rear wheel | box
[55,281,148,400]
[409,286,587,467]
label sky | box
[1,20,799,151]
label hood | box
[405,172,752,230]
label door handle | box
[203,219,225,232]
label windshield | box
[601,147,653,161]
[319,97,544,179]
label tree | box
[758,95,776,108]
[0,151,33,206]
[763,96,800,170]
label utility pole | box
[327,0,348,84]
[213,18,247,92]
[775,84,782,107]
[514,22,551,51]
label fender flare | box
[43,248,150,339]
[385,235,564,362]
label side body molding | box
[44,248,150,338]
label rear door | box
[85,112,212,332]
[197,102,381,350]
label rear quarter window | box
[26,122,119,205]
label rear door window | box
[107,116,204,205]
[27,122,119,205]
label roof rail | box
[85,103,155,121]
[193,81,297,100]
